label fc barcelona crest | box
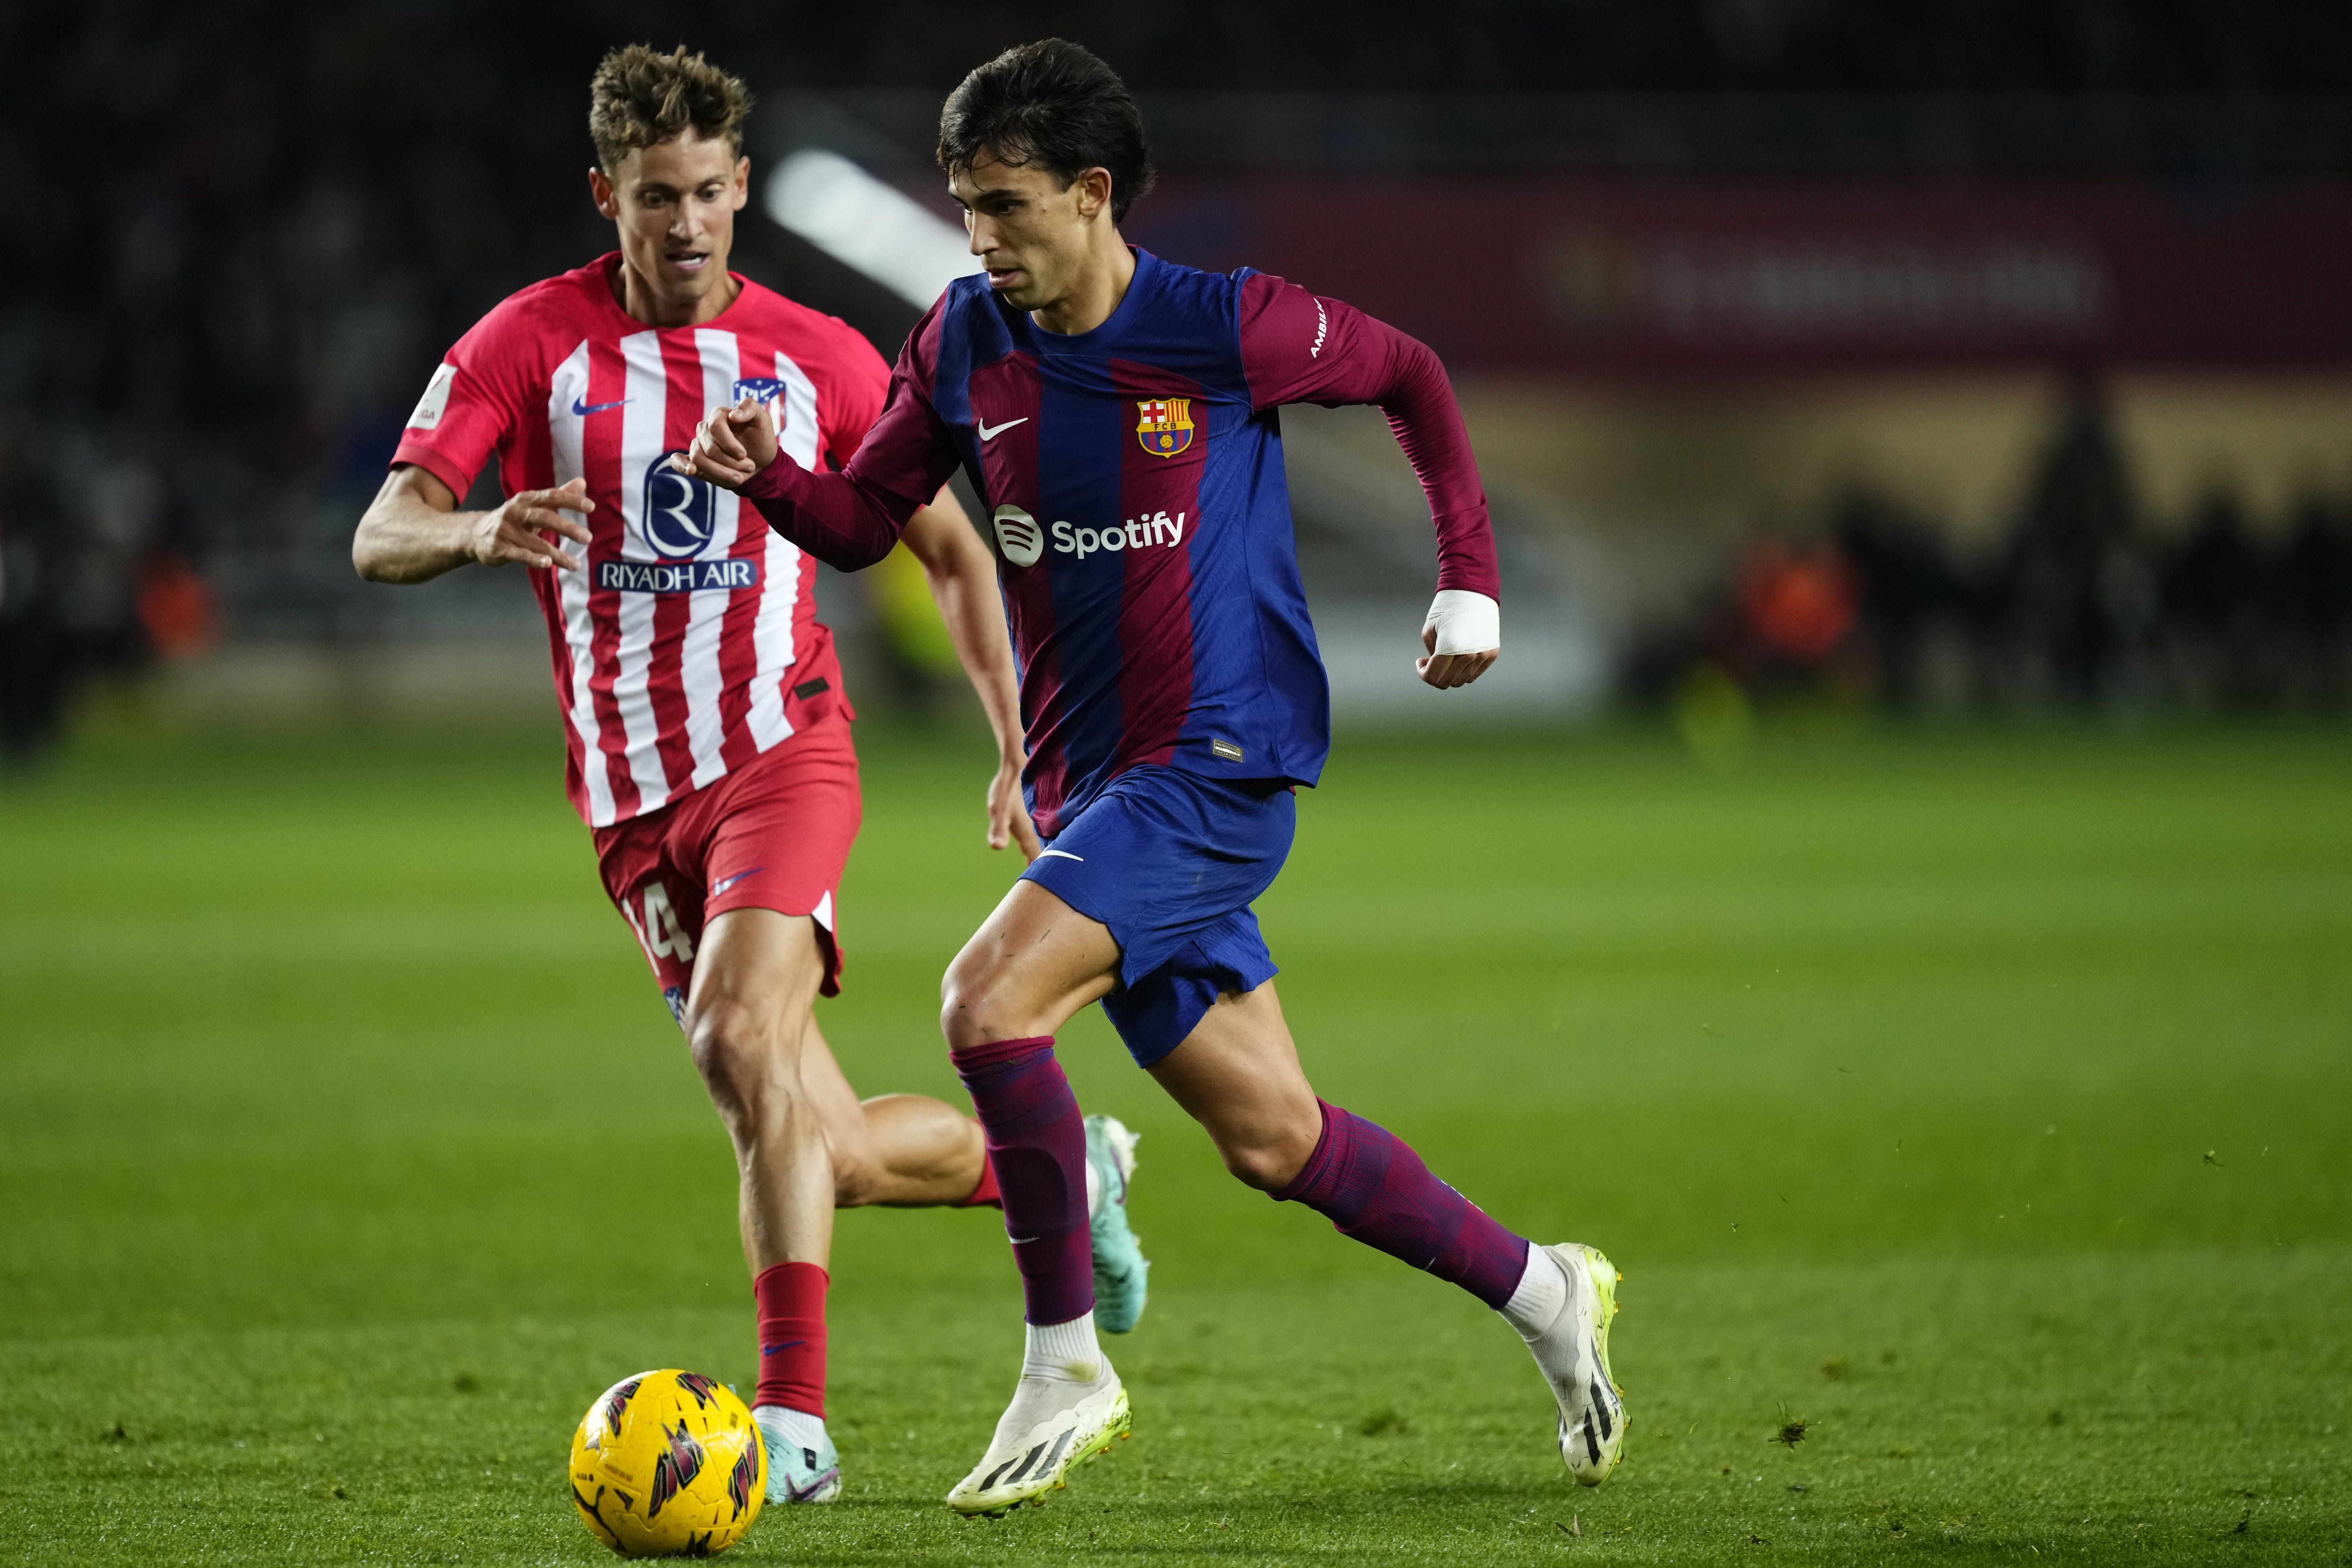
[1136,398,1194,457]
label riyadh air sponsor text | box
[596,557,763,593]
[1051,511,1187,559]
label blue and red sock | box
[951,1036,1094,1325]
[1273,1099,1530,1308]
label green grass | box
[2,718,2348,1564]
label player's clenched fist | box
[471,477,594,571]
[1417,588,1500,689]
[674,396,778,490]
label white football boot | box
[1517,1243,1627,1486]
[945,1319,1130,1516]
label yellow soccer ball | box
[569,1370,766,1557]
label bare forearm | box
[904,503,1025,759]
[932,564,1025,758]
[352,466,591,583]
[352,494,483,584]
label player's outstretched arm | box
[675,387,951,574]
[901,497,1043,861]
[352,466,593,584]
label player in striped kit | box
[350,45,1150,1510]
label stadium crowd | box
[4,0,2350,757]
[1654,383,2352,713]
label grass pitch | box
[1,717,2347,1565]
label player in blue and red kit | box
[678,38,1626,1512]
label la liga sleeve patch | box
[406,363,458,431]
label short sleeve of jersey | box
[812,323,893,475]
[392,300,540,499]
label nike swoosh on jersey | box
[975,416,1029,441]
[710,866,766,897]
[1035,849,1085,862]
[571,394,631,416]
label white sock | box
[1022,1311,1105,1383]
[1499,1245,1569,1341]
[754,1403,827,1455]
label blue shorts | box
[1020,766,1295,1068]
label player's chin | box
[990,273,1044,309]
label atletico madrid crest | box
[1136,398,1194,457]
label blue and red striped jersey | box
[740,248,1498,838]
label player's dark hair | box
[937,40,1156,224]
[589,44,754,174]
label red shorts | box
[592,719,862,1024]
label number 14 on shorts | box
[623,881,697,963]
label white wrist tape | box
[1423,589,1500,655]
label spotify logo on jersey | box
[993,505,1043,567]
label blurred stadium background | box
[7,0,2352,751]
[7,6,2352,1562]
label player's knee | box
[1220,1144,1290,1192]
[938,954,1016,1053]
[685,1000,795,1113]
[1219,1137,1298,1192]
[1218,1118,1321,1192]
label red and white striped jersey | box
[394,254,887,827]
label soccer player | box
[349,45,1151,1509]
[677,38,1627,1514]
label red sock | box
[752,1261,828,1416]
[955,1152,1002,1209]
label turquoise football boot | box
[1084,1114,1150,1334]
[753,1407,842,1504]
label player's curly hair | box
[937,39,1155,223]
[589,44,754,174]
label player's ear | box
[730,155,750,211]
[589,165,619,219]
[1075,167,1114,221]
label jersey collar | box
[1014,247,1158,355]
[590,250,757,334]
